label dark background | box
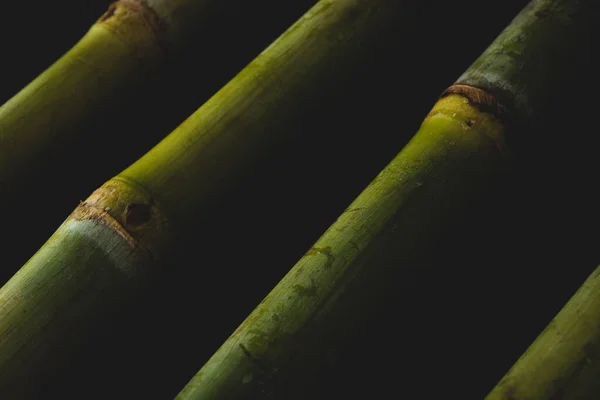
[1,0,599,398]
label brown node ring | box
[97,0,168,65]
[68,178,172,262]
[70,200,140,250]
[99,0,166,35]
[440,84,508,123]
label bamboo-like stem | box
[0,0,406,397]
[174,1,594,398]
[0,0,184,186]
[486,263,600,399]
[117,0,403,228]
[0,0,316,282]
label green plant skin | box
[0,219,145,398]
[0,178,165,398]
[0,1,162,188]
[457,0,591,123]
[175,0,595,398]
[0,0,318,283]
[0,0,404,396]
[174,93,508,400]
[487,264,600,399]
[119,0,404,230]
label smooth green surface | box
[487,265,600,399]
[176,0,594,397]
[175,95,508,399]
[0,23,149,187]
[0,0,319,283]
[0,0,404,395]
[0,0,284,188]
[0,219,146,398]
[120,0,404,230]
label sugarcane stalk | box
[486,261,600,399]
[0,0,407,397]
[0,0,296,182]
[0,0,177,185]
[174,1,595,398]
[0,0,317,282]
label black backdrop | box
[1,1,599,398]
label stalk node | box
[96,0,168,67]
[69,178,173,262]
[440,84,507,122]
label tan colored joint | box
[440,84,507,122]
[96,0,167,67]
[69,177,173,262]
[71,202,139,249]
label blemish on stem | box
[464,119,476,128]
[292,280,318,297]
[440,84,507,122]
[348,240,360,253]
[505,385,518,400]
[345,207,364,214]
[124,203,152,226]
[239,343,269,372]
[69,178,172,262]
[305,246,335,269]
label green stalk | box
[0,0,316,282]
[486,262,600,399]
[174,1,594,398]
[0,0,197,184]
[0,0,407,397]
[0,0,304,183]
